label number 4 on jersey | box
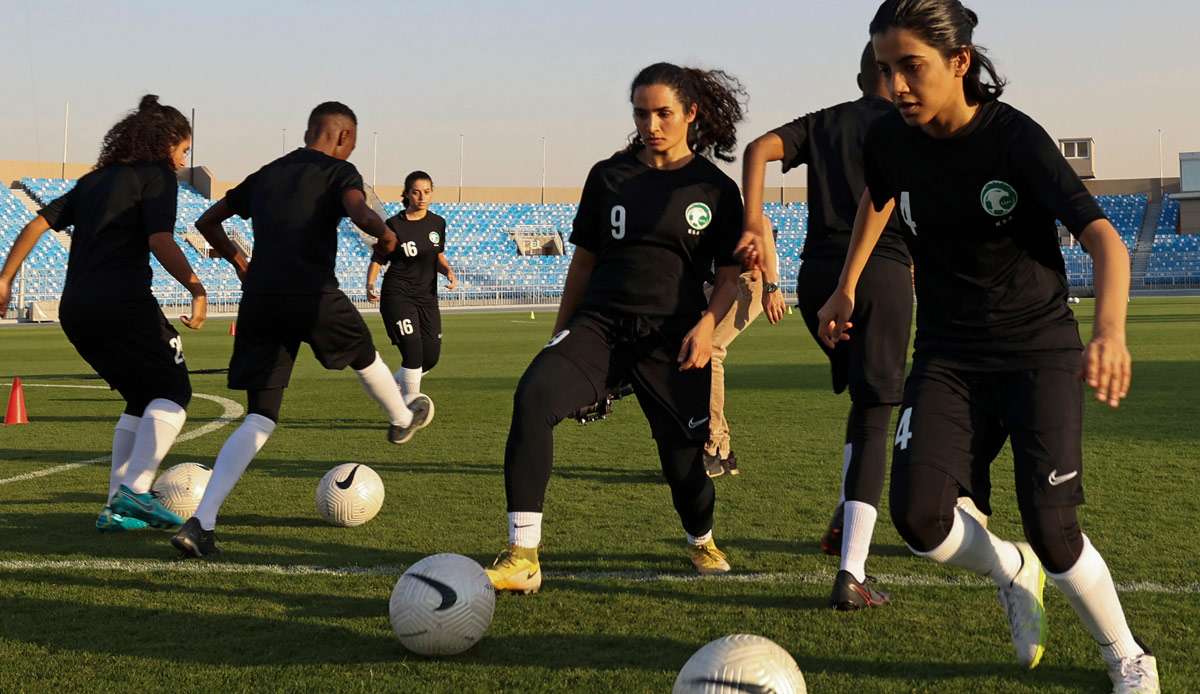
[895,407,913,450]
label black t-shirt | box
[772,96,910,265]
[863,101,1106,370]
[570,151,743,318]
[39,162,178,306]
[380,211,446,303]
[226,148,364,295]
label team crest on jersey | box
[980,180,1018,217]
[685,202,712,234]
[428,231,441,245]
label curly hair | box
[96,95,191,169]
[625,63,748,162]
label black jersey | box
[38,162,178,306]
[863,101,1106,370]
[570,151,742,317]
[225,148,364,295]
[380,211,446,303]
[772,96,910,265]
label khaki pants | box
[706,271,763,458]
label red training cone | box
[5,377,29,425]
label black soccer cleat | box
[820,502,844,556]
[829,570,890,611]
[171,517,221,559]
[388,395,434,444]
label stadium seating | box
[6,178,1198,304]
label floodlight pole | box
[372,131,379,188]
[190,108,196,186]
[458,134,464,202]
[1158,129,1164,196]
[61,101,69,179]
[282,129,287,156]
[540,137,547,205]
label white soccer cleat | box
[997,541,1047,669]
[1106,651,1160,694]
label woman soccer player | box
[819,2,1157,691]
[0,95,206,532]
[486,62,748,593]
[366,171,456,411]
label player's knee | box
[422,348,440,373]
[349,342,378,371]
[1020,504,1084,574]
[890,490,954,553]
[247,388,284,423]
[511,365,561,428]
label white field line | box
[0,559,1195,594]
[0,384,243,486]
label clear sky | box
[1,0,1195,189]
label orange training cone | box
[5,377,29,425]
[228,322,237,337]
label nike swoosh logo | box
[408,572,458,611]
[689,678,770,694]
[514,524,535,529]
[336,465,360,490]
[394,629,429,638]
[120,492,156,512]
[526,568,539,580]
[1047,469,1078,486]
[688,417,710,429]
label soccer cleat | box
[688,539,731,575]
[722,451,740,476]
[171,517,221,558]
[109,485,184,529]
[702,451,725,478]
[820,502,844,556]
[387,395,434,445]
[956,495,989,529]
[829,570,891,611]
[1105,642,1159,694]
[997,541,1048,669]
[95,506,149,532]
[485,545,541,594]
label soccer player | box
[741,43,914,610]
[819,2,1157,690]
[701,212,782,479]
[171,102,429,558]
[486,63,748,593]
[0,95,204,532]
[366,170,456,411]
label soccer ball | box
[389,553,496,656]
[673,634,806,694]
[315,463,385,527]
[151,462,212,518]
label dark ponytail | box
[401,170,433,210]
[869,0,1005,103]
[625,62,747,163]
[96,94,191,169]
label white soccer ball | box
[389,553,496,656]
[151,462,212,518]
[315,463,385,527]
[673,634,806,694]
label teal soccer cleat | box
[95,506,150,532]
[109,485,184,529]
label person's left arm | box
[436,253,458,290]
[679,183,744,370]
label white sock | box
[193,414,276,531]
[507,511,542,548]
[839,500,877,582]
[914,507,1022,586]
[838,443,852,504]
[108,414,141,502]
[687,530,713,546]
[398,367,423,404]
[120,399,186,494]
[1048,535,1144,662]
[357,354,412,427]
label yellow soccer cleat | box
[485,544,542,594]
[688,539,731,576]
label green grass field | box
[1,299,1198,692]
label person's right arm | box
[148,232,207,330]
[552,249,596,335]
[0,216,52,315]
[366,260,382,302]
[816,190,894,348]
[195,199,250,281]
[342,189,397,256]
[739,132,787,266]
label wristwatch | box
[764,281,780,294]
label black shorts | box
[60,299,191,409]
[538,309,710,443]
[228,292,375,391]
[380,296,442,369]
[893,359,1085,516]
[797,256,912,404]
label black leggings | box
[891,463,1084,574]
[842,402,892,507]
[504,351,714,537]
